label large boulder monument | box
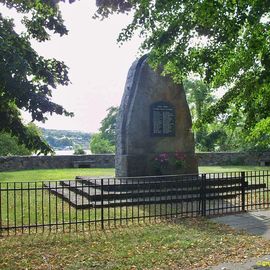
[116,55,198,177]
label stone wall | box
[0,152,269,172]
[0,154,115,172]
[196,151,270,166]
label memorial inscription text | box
[150,101,176,136]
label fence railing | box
[1,171,270,235]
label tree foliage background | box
[90,106,118,153]
[0,0,74,154]
[95,0,270,150]
[2,0,269,155]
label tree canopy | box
[95,0,270,147]
[2,1,269,154]
[0,0,74,154]
[0,123,41,156]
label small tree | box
[99,106,118,145]
[73,145,86,155]
[89,106,119,154]
[90,133,115,154]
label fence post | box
[0,183,2,237]
[241,172,246,212]
[201,174,206,216]
[101,178,104,230]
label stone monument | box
[116,55,198,177]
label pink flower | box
[154,152,169,163]
[175,151,186,161]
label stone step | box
[75,176,201,192]
[75,175,247,192]
[91,194,237,208]
[44,181,239,209]
[60,180,201,200]
[59,180,242,201]
[43,182,93,209]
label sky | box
[4,1,226,134]
[21,1,142,133]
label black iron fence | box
[1,171,270,235]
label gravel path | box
[206,210,270,270]
[206,255,270,270]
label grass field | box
[0,166,269,232]
[1,218,270,270]
[0,168,114,182]
[0,166,269,233]
[0,166,269,182]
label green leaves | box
[1,0,68,41]
[248,118,270,149]
[95,0,133,18]
[96,0,270,149]
[99,106,118,145]
[90,133,115,154]
[0,1,73,154]
[89,106,118,154]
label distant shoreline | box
[54,150,91,155]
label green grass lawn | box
[200,165,270,173]
[0,166,269,182]
[0,166,269,231]
[1,218,270,270]
[0,168,115,182]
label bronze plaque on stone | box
[150,101,176,137]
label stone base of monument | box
[117,153,198,177]
[43,175,237,211]
[43,176,200,209]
